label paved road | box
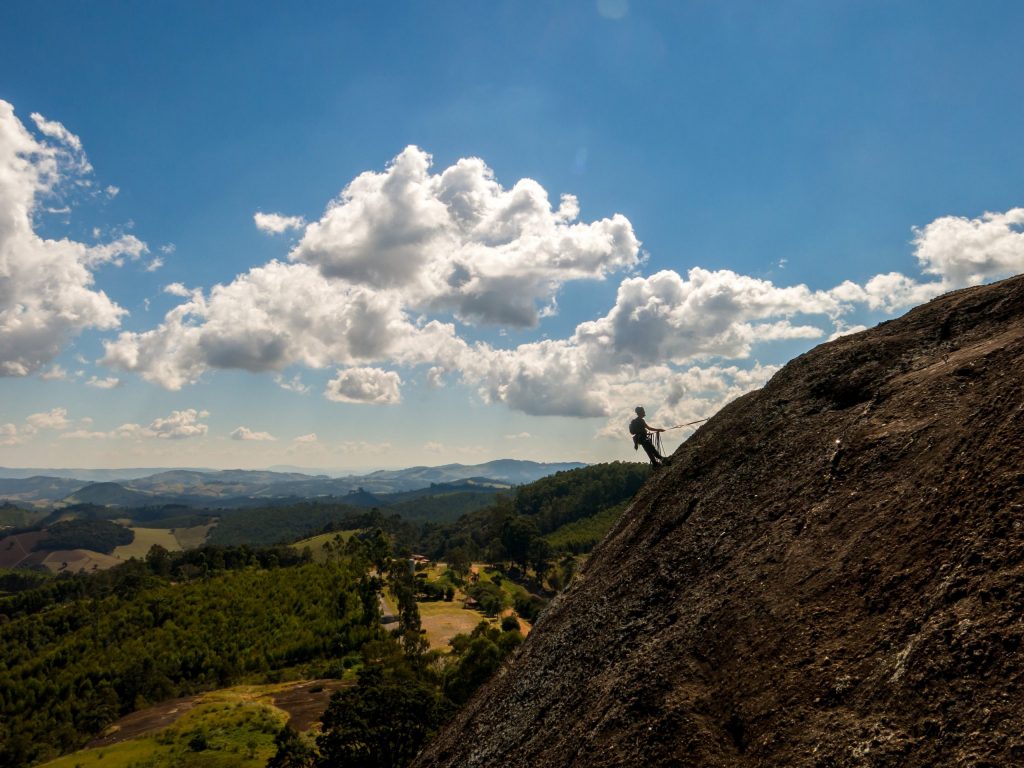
[380,592,399,625]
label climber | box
[629,406,672,467]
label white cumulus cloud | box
[83,133,1024,438]
[0,101,145,377]
[274,373,310,394]
[254,211,307,234]
[230,426,276,441]
[325,366,402,404]
[151,408,209,439]
[86,375,121,389]
[913,208,1024,287]
[25,407,72,431]
[291,146,640,327]
[115,408,210,440]
[97,147,637,393]
[572,268,836,370]
[40,364,69,380]
[30,113,83,150]
[103,260,470,389]
[1,423,21,445]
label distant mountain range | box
[0,460,586,507]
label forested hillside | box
[205,501,369,546]
[412,462,649,565]
[0,546,369,766]
[0,462,652,768]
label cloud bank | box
[5,107,1020,442]
[96,143,1024,436]
[0,101,145,377]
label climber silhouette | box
[629,406,671,467]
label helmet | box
[635,406,645,416]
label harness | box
[628,417,710,451]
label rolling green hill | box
[0,549,370,767]
[0,463,646,768]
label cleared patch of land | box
[86,694,202,748]
[46,695,283,768]
[41,680,350,768]
[270,679,350,731]
[412,562,533,649]
[112,527,182,560]
[0,530,47,568]
[40,549,122,573]
[419,600,489,649]
[172,522,215,549]
[1,532,123,573]
[290,529,359,562]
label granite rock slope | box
[415,274,1024,768]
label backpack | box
[628,416,645,436]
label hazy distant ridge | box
[0,460,586,506]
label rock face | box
[415,275,1024,768]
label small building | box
[408,554,431,572]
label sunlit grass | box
[418,600,489,649]
[173,522,216,549]
[290,530,360,562]
[112,527,181,559]
[39,686,292,768]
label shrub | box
[188,731,209,751]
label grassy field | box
[112,527,183,560]
[40,695,287,768]
[173,522,216,549]
[40,549,122,573]
[108,523,215,560]
[290,530,360,562]
[474,564,534,606]
[37,682,341,768]
[418,600,489,649]
[411,562,533,649]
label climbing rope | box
[666,418,710,430]
[653,418,708,455]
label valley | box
[1,460,643,767]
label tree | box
[446,547,471,576]
[145,544,171,577]
[316,666,448,768]
[366,528,391,570]
[467,581,504,616]
[268,725,316,768]
[500,515,539,571]
[187,731,209,751]
[357,574,381,626]
[528,537,552,579]
[444,636,502,705]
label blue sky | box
[1,1,1022,471]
